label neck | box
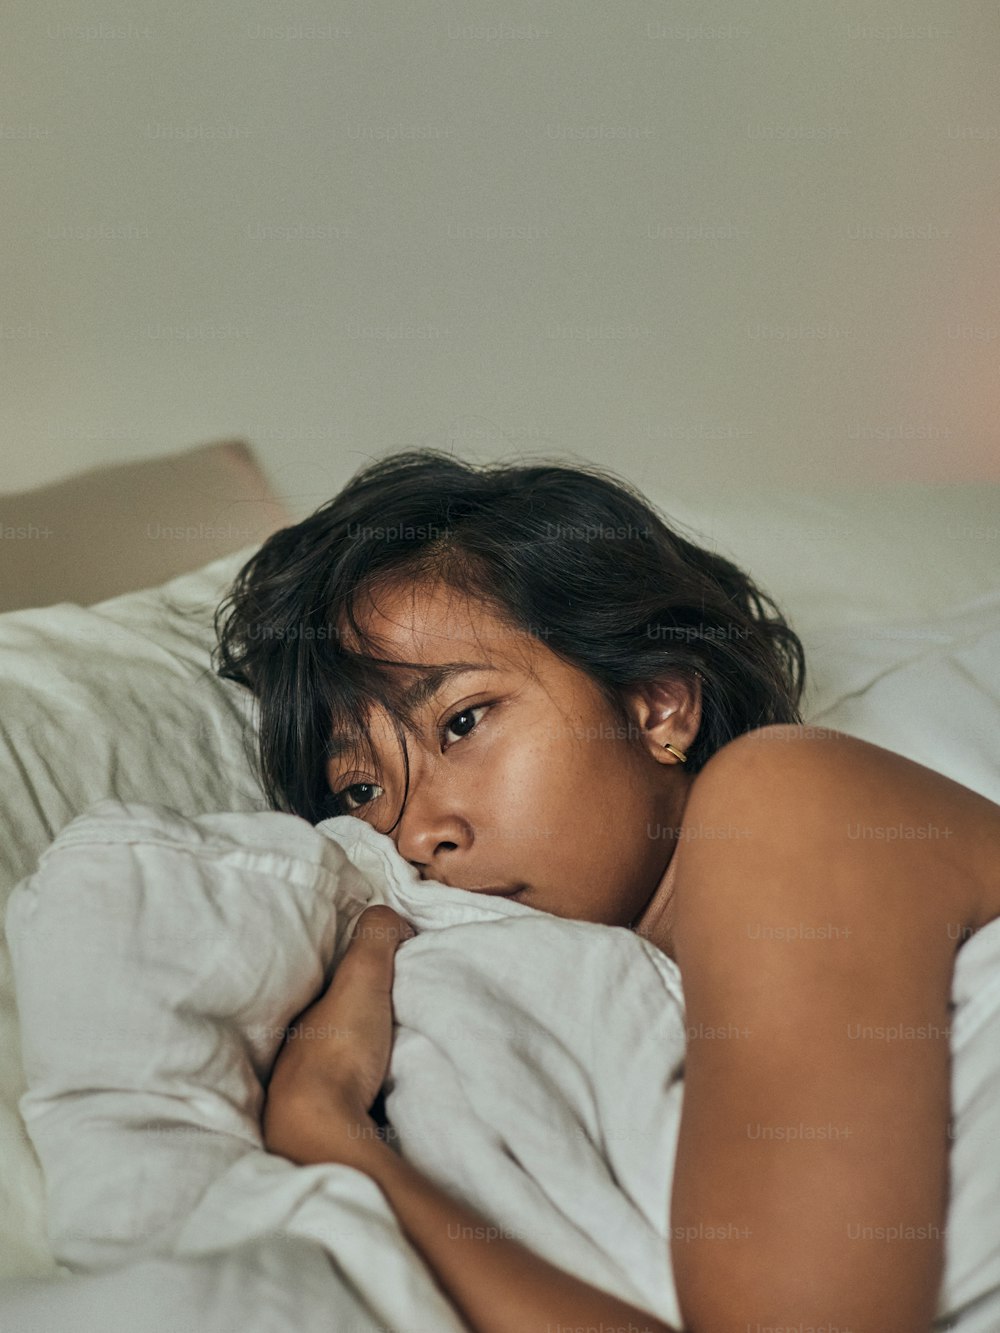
[629,768,695,961]
[631,847,680,962]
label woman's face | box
[326,577,701,928]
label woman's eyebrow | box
[395,660,496,712]
[326,661,495,761]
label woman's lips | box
[475,884,527,898]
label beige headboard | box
[0,440,292,613]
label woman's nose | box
[392,805,470,880]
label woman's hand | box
[261,904,415,1169]
[264,904,678,1333]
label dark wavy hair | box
[212,448,806,828]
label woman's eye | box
[441,704,488,747]
[334,704,489,814]
[336,782,384,813]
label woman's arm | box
[366,1146,676,1333]
[280,1093,677,1333]
[263,906,677,1333]
[667,725,959,1332]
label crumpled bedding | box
[3,802,999,1331]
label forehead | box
[338,577,537,669]
[325,578,549,765]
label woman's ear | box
[622,673,702,763]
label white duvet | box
[4,801,1000,1332]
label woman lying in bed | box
[213,449,1000,1333]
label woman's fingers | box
[264,907,418,1144]
[280,908,414,1055]
[319,909,405,1102]
[288,906,414,1103]
[311,907,414,1030]
[335,906,415,992]
[348,904,416,948]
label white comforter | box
[3,804,1000,1332]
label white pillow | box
[650,479,1000,640]
[800,589,1000,804]
[5,800,377,1273]
[0,545,267,903]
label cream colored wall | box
[3,1,998,516]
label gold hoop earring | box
[662,742,687,763]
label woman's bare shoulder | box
[681,722,1000,937]
[700,720,913,778]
